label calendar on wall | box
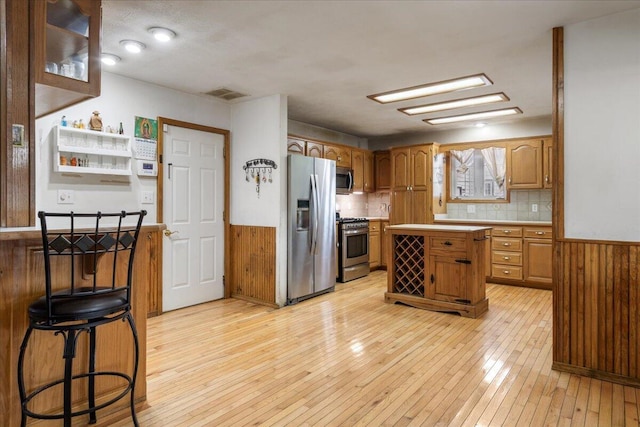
[133,137,157,160]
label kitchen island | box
[0,224,163,426]
[385,224,491,318]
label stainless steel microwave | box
[336,167,353,194]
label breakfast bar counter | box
[385,224,491,318]
[0,224,164,426]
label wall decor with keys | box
[243,158,278,198]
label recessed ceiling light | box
[148,27,176,42]
[101,53,121,66]
[120,40,146,53]
[399,93,509,116]
[367,73,493,104]
[475,122,487,128]
[424,107,522,125]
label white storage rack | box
[53,125,132,176]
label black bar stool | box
[18,210,146,427]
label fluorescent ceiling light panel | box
[368,74,492,104]
[399,93,509,116]
[424,107,522,125]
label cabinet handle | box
[508,177,512,184]
[443,241,453,246]
[503,243,511,247]
[504,256,510,260]
[536,231,545,235]
[503,230,511,234]
[504,270,510,274]
[430,274,435,284]
[545,175,550,184]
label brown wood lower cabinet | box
[490,225,552,289]
[369,220,381,269]
[385,224,490,318]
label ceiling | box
[101,0,640,139]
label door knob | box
[164,229,178,237]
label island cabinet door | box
[427,255,468,303]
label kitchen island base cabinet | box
[385,225,490,318]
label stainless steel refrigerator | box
[287,155,336,304]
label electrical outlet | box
[467,205,476,214]
[141,191,155,204]
[532,203,538,212]
[57,189,74,204]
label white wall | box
[289,120,368,148]
[230,94,288,306]
[35,72,230,224]
[368,116,551,150]
[564,9,640,241]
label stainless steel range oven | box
[338,218,370,282]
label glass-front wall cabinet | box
[44,0,90,82]
[34,0,101,117]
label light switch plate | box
[467,205,476,214]
[57,189,74,204]
[141,191,155,204]
[532,203,538,212]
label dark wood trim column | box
[1,0,35,227]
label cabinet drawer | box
[369,221,381,232]
[492,250,523,266]
[492,237,522,252]
[492,227,523,238]
[430,237,466,253]
[524,227,552,239]
[492,265,523,280]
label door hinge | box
[430,274,435,284]
[223,146,226,158]
[223,210,225,221]
[455,259,472,264]
[223,275,225,287]
[159,154,163,164]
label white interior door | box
[162,124,225,311]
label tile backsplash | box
[336,189,550,222]
[336,192,391,219]
[445,190,552,221]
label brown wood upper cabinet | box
[375,151,391,190]
[287,137,305,155]
[323,144,351,168]
[507,138,549,189]
[33,0,102,118]
[390,144,435,224]
[352,149,375,193]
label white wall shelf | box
[53,125,132,176]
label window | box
[450,147,506,201]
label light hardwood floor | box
[103,271,639,426]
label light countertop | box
[434,218,551,226]
[387,224,492,232]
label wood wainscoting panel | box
[230,225,276,306]
[554,240,640,386]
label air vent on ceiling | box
[205,88,248,101]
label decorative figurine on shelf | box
[78,119,85,129]
[60,116,67,127]
[89,111,103,131]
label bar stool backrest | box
[37,210,147,325]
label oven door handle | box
[310,174,319,255]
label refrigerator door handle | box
[311,174,320,255]
[347,170,353,192]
